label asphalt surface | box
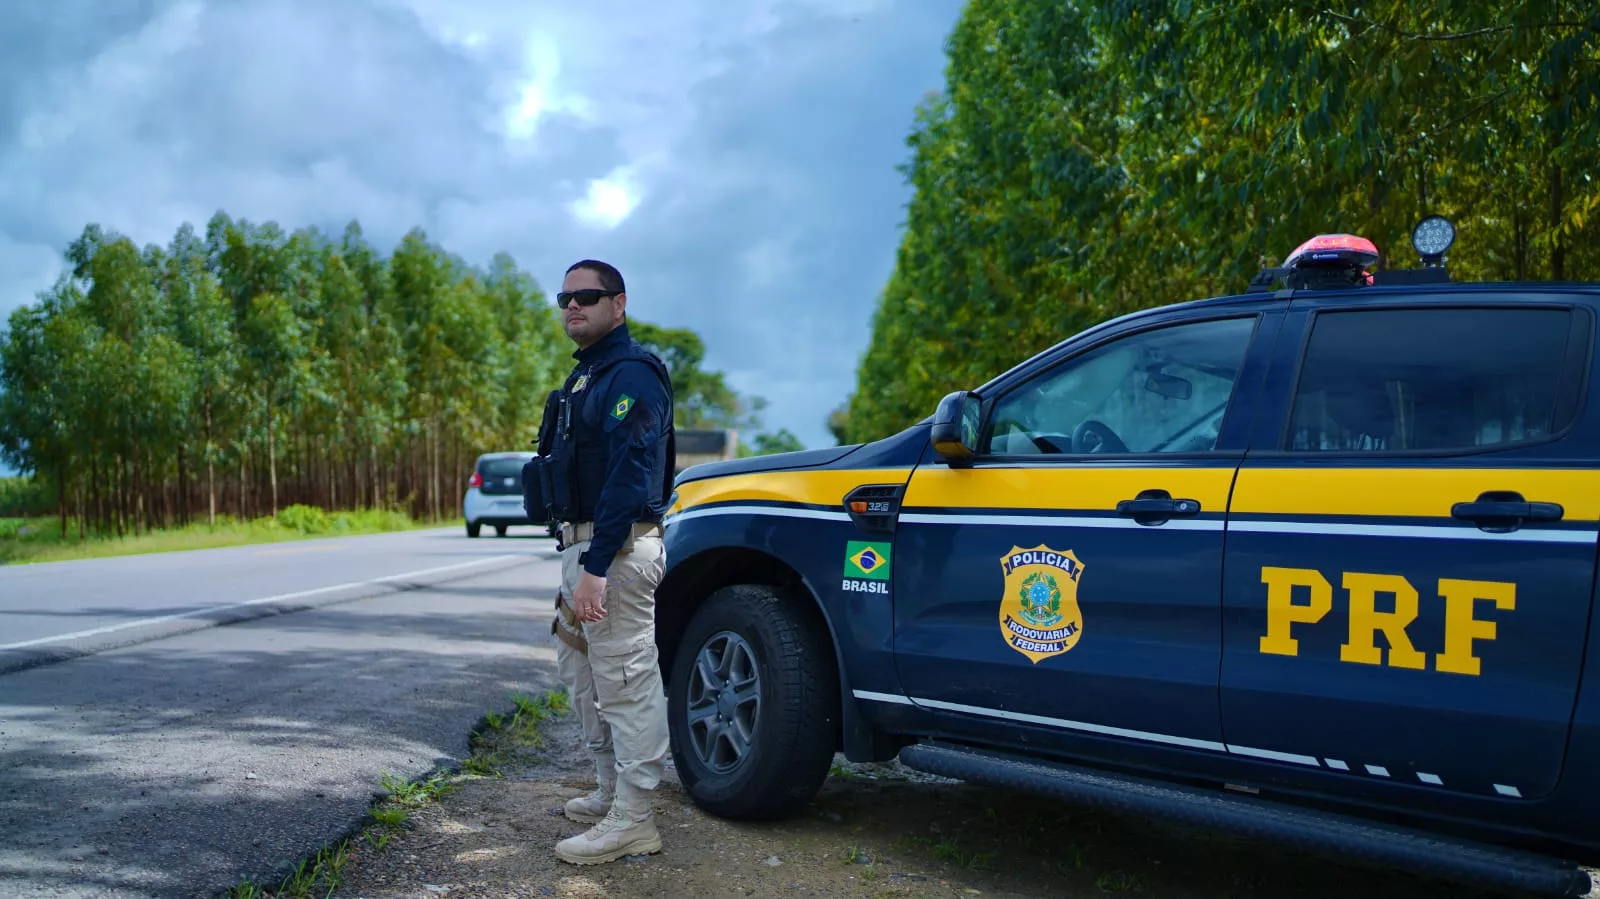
[0,527,565,898]
[0,526,539,674]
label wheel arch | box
[656,545,901,762]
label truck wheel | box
[667,583,838,821]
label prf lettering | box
[1257,566,1515,676]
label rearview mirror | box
[929,390,981,467]
[1144,371,1193,401]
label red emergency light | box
[1284,233,1380,270]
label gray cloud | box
[0,0,963,455]
[585,0,962,442]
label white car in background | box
[462,451,545,538]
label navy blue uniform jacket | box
[570,324,673,578]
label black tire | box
[495,524,508,537]
[466,522,481,538]
[667,583,839,821]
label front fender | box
[657,471,916,762]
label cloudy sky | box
[0,0,966,461]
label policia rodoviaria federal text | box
[522,258,677,865]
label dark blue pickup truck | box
[654,221,1600,897]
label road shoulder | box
[261,695,1554,899]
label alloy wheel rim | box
[685,630,762,774]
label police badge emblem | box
[998,545,1086,663]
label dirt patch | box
[281,698,1573,899]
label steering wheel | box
[1071,419,1128,454]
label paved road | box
[0,528,566,898]
[0,527,543,674]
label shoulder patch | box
[610,394,635,421]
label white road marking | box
[0,554,524,652]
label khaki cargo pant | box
[552,527,669,798]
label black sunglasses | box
[556,289,617,309]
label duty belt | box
[559,520,662,546]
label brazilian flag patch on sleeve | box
[610,394,634,421]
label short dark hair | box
[566,259,626,294]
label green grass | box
[0,504,444,565]
[463,689,573,777]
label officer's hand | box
[574,571,607,622]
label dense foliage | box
[0,213,776,537]
[837,0,1600,443]
[0,476,53,518]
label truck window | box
[983,315,1257,456]
[1284,307,1587,453]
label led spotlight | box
[1412,215,1455,266]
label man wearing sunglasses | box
[535,258,676,866]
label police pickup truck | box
[654,218,1600,897]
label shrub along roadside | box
[0,476,55,518]
[0,503,440,565]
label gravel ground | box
[279,700,1591,899]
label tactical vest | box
[536,341,675,525]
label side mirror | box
[929,390,981,466]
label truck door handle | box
[1116,489,1201,525]
[1451,491,1563,533]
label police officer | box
[529,258,675,866]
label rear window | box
[1284,306,1588,453]
[479,458,528,478]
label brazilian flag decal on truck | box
[843,540,891,595]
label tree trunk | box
[328,435,337,511]
[449,438,460,523]
[115,453,125,539]
[240,444,250,520]
[1549,166,1565,281]
[177,442,188,529]
[133,450,143,535]
[430,415,440,522]
[57,458,68,540]
[205,395,216,526]
[91,454,101,536]
[1514,207,1528,281]
[130,451,139,536]
[410,439,419,519]
[267,393,279,518]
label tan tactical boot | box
[554,784,662,865]
[563,759,616,824]
[562,782,615,824]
